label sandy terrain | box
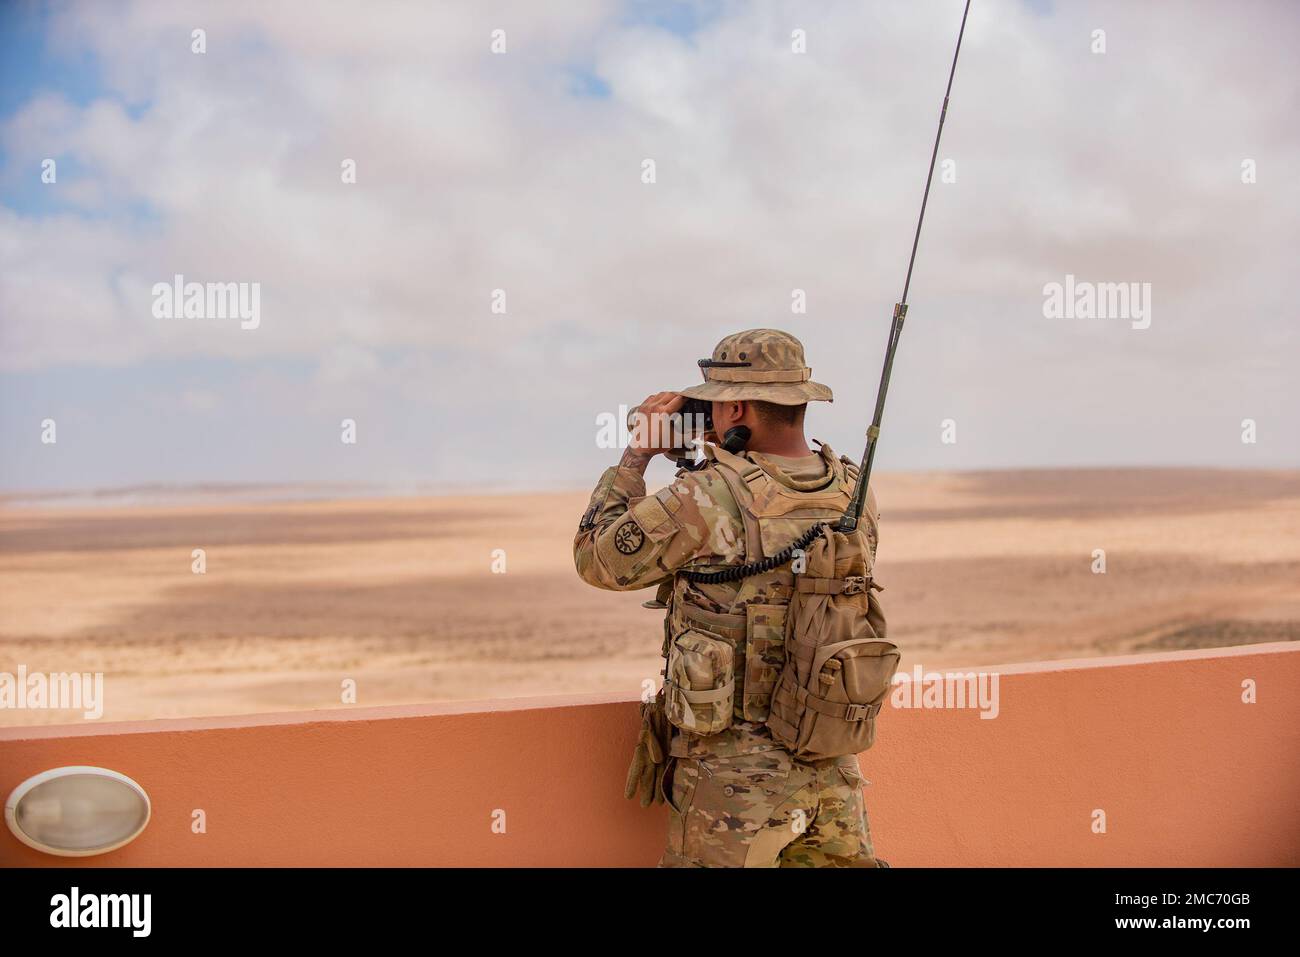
[1,468,1297,726]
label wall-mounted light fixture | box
[5,766,150,857]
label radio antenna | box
[838,0,973,533]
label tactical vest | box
[659,442,893,755]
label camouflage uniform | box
[574,329,885,868]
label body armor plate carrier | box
[662,443,899,760]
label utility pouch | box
[664,628,735,735]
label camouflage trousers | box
[658,749,880,868]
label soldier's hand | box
[628,392,686,459]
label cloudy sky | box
[1,0,1296,496]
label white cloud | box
[1,0,1297,479]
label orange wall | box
[1,642,1297,867]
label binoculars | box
[624,398,714,464]
[626,398,713,445]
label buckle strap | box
[665,676,735,705]
[796,575,868,595]
[794,686,881,721]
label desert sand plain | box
[1,468,1297,726]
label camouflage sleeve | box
[573,465,743,592]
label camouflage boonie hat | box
[678,329,832,406]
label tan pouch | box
[766,527,900,760]
[665,628,735,735]
[779,636,899,758]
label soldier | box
[574,329,890,868]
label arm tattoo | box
[619,447,654,474]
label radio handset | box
[721,425,751,455]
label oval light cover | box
[6,766,150,856]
